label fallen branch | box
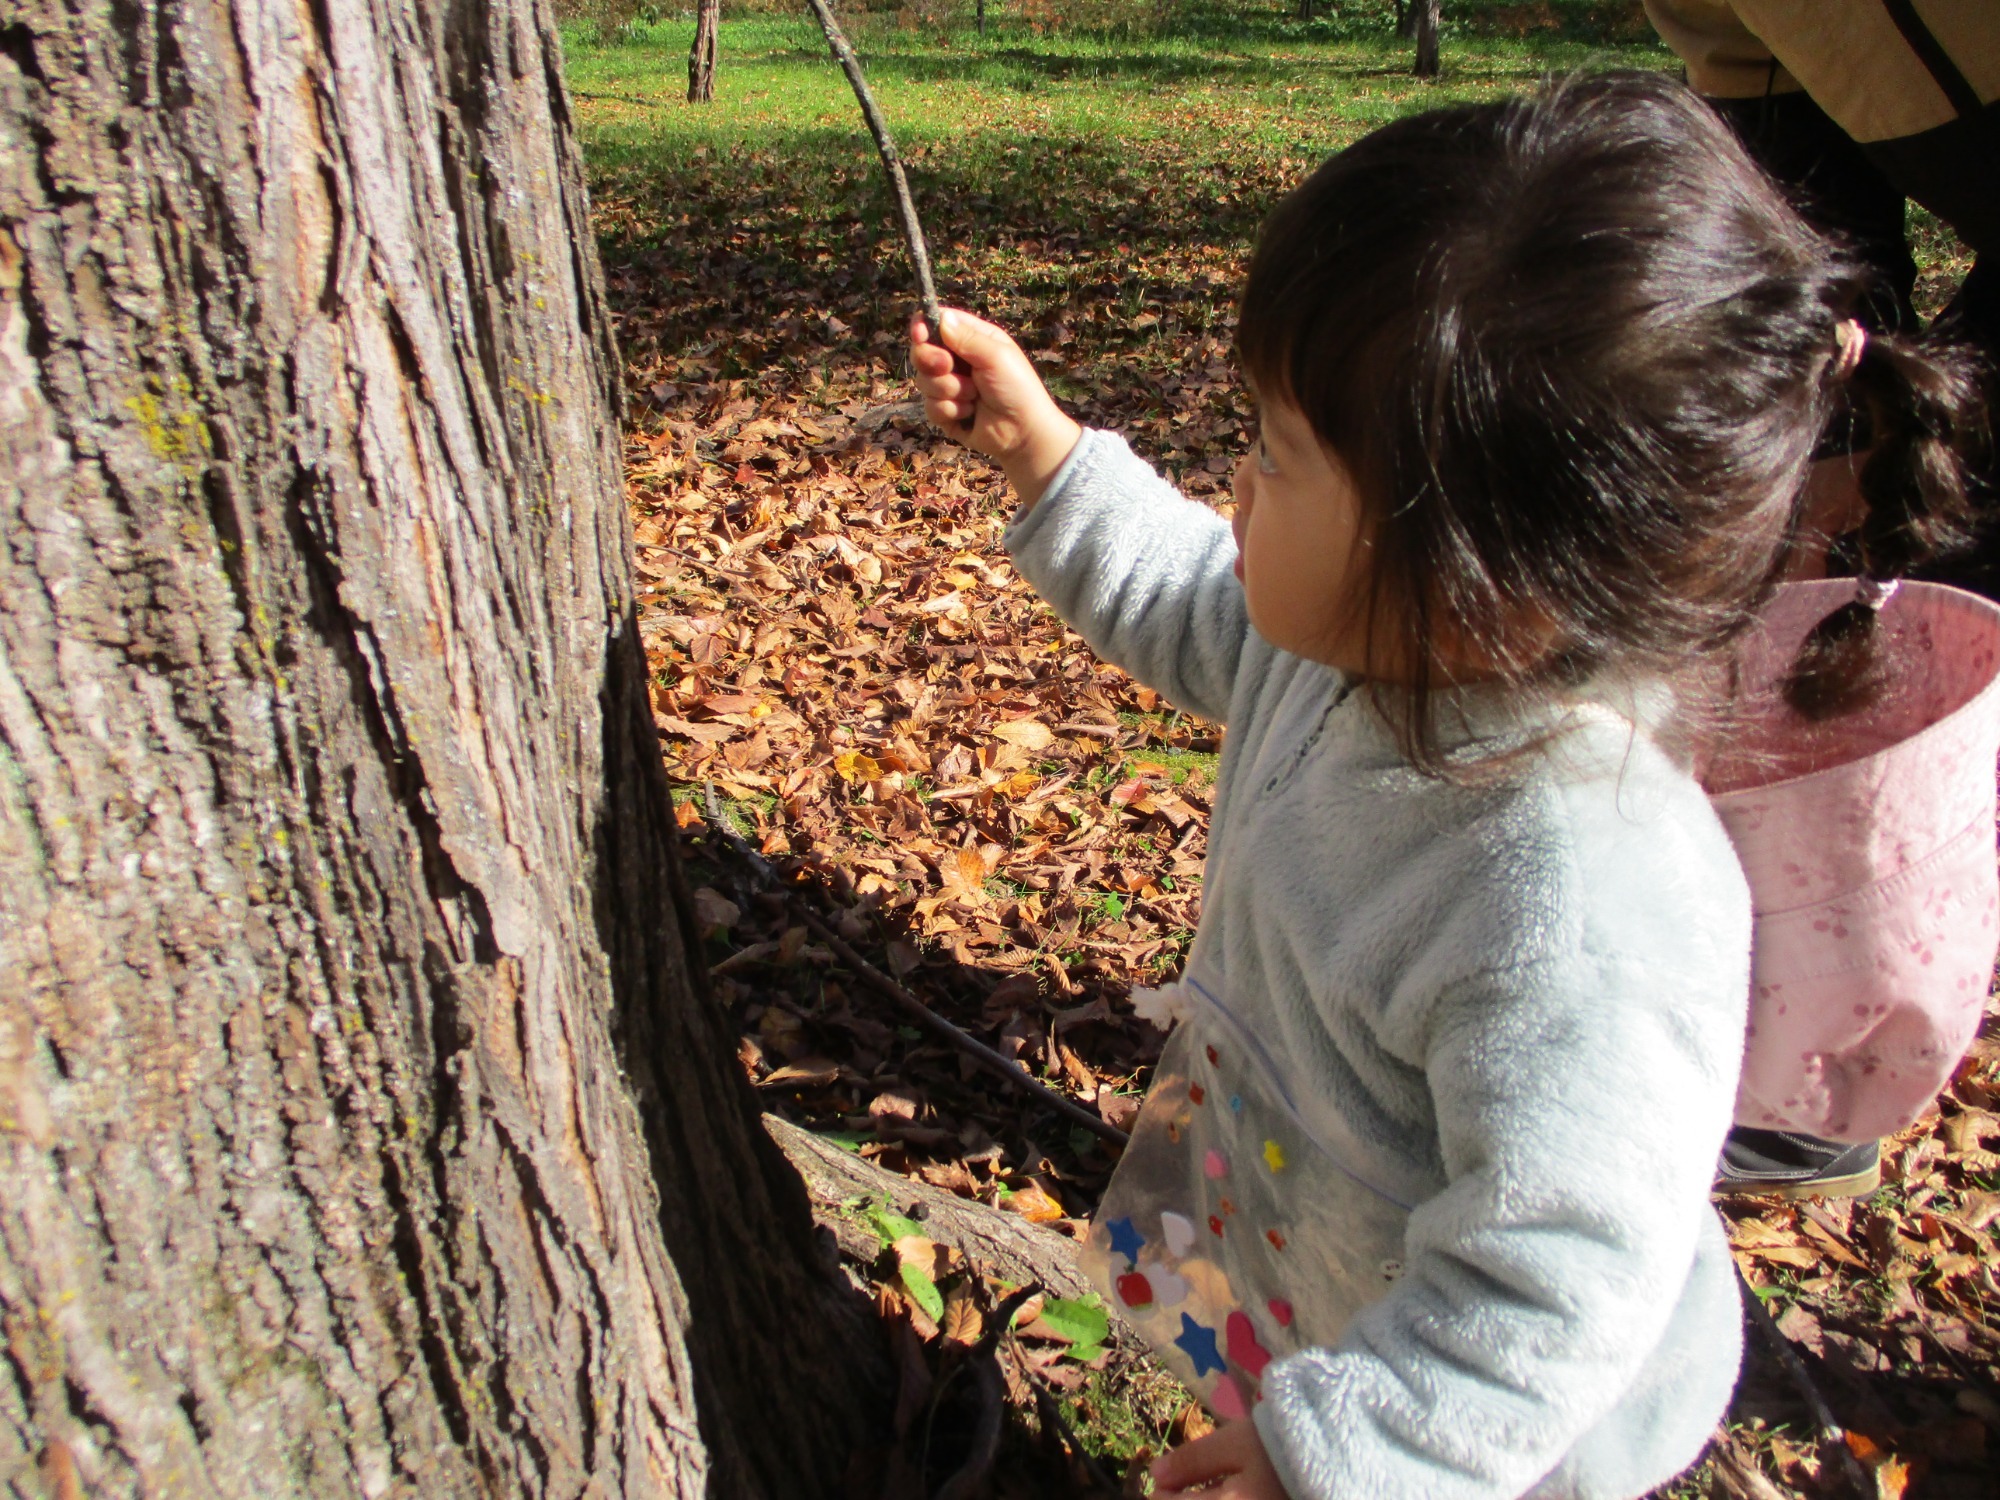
[1736,1271,1876,1498]
[767,1114,1107,1303]
[570,87,672,109]
[706,782,1131,1148]
[1030,1378,1122,1494]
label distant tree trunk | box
[977,0,987,36]
[1414,0,1441,76]
[690,0,720,102]
[1298,0,1315,22]
[1395,0,1414,38]
[0,1,879,1496]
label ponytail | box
[1781,326,1990,719]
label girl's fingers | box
[910,338,954,375]
[912,359,970,396]
[1151,1422,1259,1492]
[915,375,976,414]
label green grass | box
[568,0,1966,398]
[1116,740,1220,789]
[567,3,1674,196]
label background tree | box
[0,1,880,1495]
[691,0,721,102]
[1413,0,1441,76]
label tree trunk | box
[1413,0,1441,76]
[1297,0,1314,22]
[689,0,720,104]
[0,2,879,1496]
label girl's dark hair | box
[1236,71,1988,769]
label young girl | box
[910,73,1983,1500]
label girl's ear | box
[1781,330,1988,719]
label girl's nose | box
[1231,456,1255,549]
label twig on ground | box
[702,782,1131,1147]
[1709,1433,1791,1500]
[571,87,671,109]
[1026,1368,1121,1493]
[1735,1268,1876,1498]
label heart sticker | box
[1267,1298,1294,1328]
[1149,1264,1190,1307]
[1225,1310,1273,1377]
[1160,1211,1197,1258]
[1210,1373,1249,1420]
[1203,1149,1228,1179]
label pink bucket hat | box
[1701,578,2000,1143]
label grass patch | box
[1118,742,1220,790]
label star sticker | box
[1174,1313,1226,1377]
[1106,1216,1145,1265]
[1263,1139,1287,1172]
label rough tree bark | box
[0,1,880,1496]
[688,0,719,103]
[1413,0,1441,77]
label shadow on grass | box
[586,118,1285,387]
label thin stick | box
[701,783,1130,1147]
[802,0,943,338]
[1735,1268,1876,1498]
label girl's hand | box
[1151,1419,1291,1500]
[909,308,1081,508]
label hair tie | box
[1854,575,1900,612]
[1831,319,1868,382]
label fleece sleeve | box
[1251,950,1741,1500]
[1004,429,1252,725]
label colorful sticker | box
[1210,1373,1249,1420]
[1106,1216,1145,1265]
[1160,1211,1197,1258]
[1175,1313,1226,1377]
[1115,1272,1154,1308]
[1203,1149,1228,1179]
[1267,1297,1294,1328]
[1263,1139,1287,1172]
[1225,1310,1273,1377]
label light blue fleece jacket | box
[1007,430,1751,1500]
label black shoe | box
[1713,1127,1882,1200]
